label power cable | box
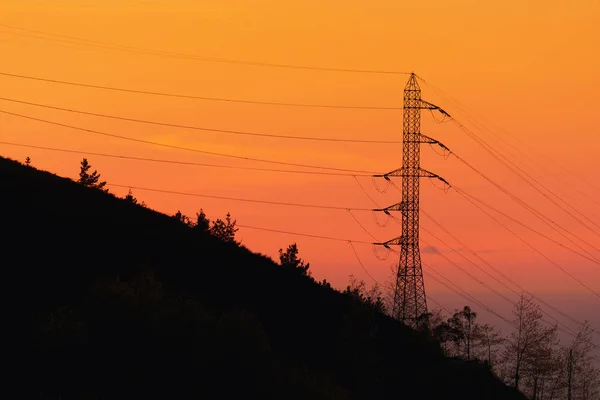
[418,77,600,195]
[422,221,586,335]
[452,119,600,238]
[452,186,600,267]
[420,236,519,308]
[453,187,600,300]
[236,224,372,245]
[106,183,372,211]
[0,96,402,143]
[422,262,513,325]
[0,24,411,75]
[423,263,598,347]
[0,109,375,174]
[420,208,596,331]
[452,151,600,263]
[348,243,452,315]
[0,140,371,177]
[386,179,600,302]
[0,71,402,110]
[425,80,600,210]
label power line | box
[452,119,600,238]
[0,140,371,177]
[106,183,371,211]
[451,151,600,263]
[385,178,600,302]
[347,209,381,242]
[421,236,519,308]
[420,208,595,331]
[348,241,452,316]
[423,263,597,347]
[0,71,402,110]
[348,241,384,285]
[453,186,600,267]
[0,109,375,174]
[421,214,592,336]
[0,24,411,75]
[453,187,600,300]
[379,203,592,335]
[418,77,600,195]
[0,96,402,143]
[422,262,513,325]
[236,223,372,244]
[424,80,600,210]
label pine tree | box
[210,212,238,242]
[173,210,191,226]
[195,209,210,232]
[78,158,107,191]
[124,189,138,205]
[279,243,311,277]
[24,156,31,166]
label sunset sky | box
[1,0,599,333]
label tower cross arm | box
[419,134,453,154]
[374,168,451,187]
[374,201,404,214]
[418,100,452,118]
[374,235,405,249]
[418,168,450,186]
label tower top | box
[405,73,420,91]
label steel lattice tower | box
[393,73,427,324]
[373,73,449,326]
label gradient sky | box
[1,0,599,336]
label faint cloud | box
[422,246,439,255]
[456,247,498,254]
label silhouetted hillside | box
[0,156,526,399]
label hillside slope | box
[0,156,526,399]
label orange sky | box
[1,0,599,330]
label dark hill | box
[0,156,526,399]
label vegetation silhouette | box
[1,155,528,399]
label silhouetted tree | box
[195,209,210,233]
[343,275,386,313]
[124,189,138,205]
[173,210,191,226]
[562,321,600,400]
[319,279,332,289]
[210,212,238,243]
[24,156,31,166]
[279,243,311,277]
[412,309,458,355]
[501,293,559,393]
[447,306,479,360]
[78,158,107,191]
[475,323,505,368]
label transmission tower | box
[374,73,450,326]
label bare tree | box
[474,323,505,368]
[501,293,559,395]
[565,321,600,400]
